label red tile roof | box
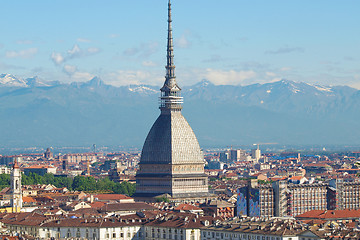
[90,201,105,209]
[22,197,37,203]
[296,209,360,220]
[290,176,304,181]
[94,194,132,201]
[174,204,202,211]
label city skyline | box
[0,0,359,88]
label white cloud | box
[51,44,101,66]
[77,38,91,43]
[269,77,282,83]
[203,69,257,85]
[109,34,119,39]
[123,42,159,58]
[142,61,157,67]
[71,71,94,81]
[87,47,100,54]
[266,72,276,77]
[265,46,304,54]
[0,61,22,70]
[280,67,291,71]
[16,40,33,44]
[67,44,82,58]
[6,48,38,59]
[63,64,77,76]
[176,35,191,48]
[51,52,65,65]
[61,65,94,81]
[104,70,163,86]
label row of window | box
[202,231,281,240]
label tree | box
[1,171,136,196]
[0,174,10,189]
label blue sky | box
[0,0,359,88]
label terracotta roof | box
[0,212,48,226]
[174,204,202,211]
[90,201,105,209]
[24,165,55,169]
[290,176,304,181]
[296,209,360,220]
[0,235,19,240]
[202,217,305,237]
[42,212,158,228]
[22,197,37,203]
[99,203,157,213]
[94,194,132,201]
[146,211,218,229]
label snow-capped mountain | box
[0,74,359,147]
[0,74,28,87]
[0,74,55,88]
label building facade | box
[238,180,328,218]
[329,178,360,210]
[237,180,274,217]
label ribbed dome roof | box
[140,111,203,165]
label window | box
[112,233,116,238]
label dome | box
[140,111,203,165]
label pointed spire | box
[166,0,175,80]
[160,0,183,112]
[13,159,19,169]
[161,0,180,92]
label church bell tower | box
[10,160,22,212]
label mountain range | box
[0,73,359,148]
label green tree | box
[0,174,10,190]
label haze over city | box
[0,0,359,88]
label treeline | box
[0,173,136,196]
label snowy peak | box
[0,74,27,87]
[0,74,55,88]
[128,85,158,95]
[194,79,214,88]
[26,77,53,87]
[267,79,334,95]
